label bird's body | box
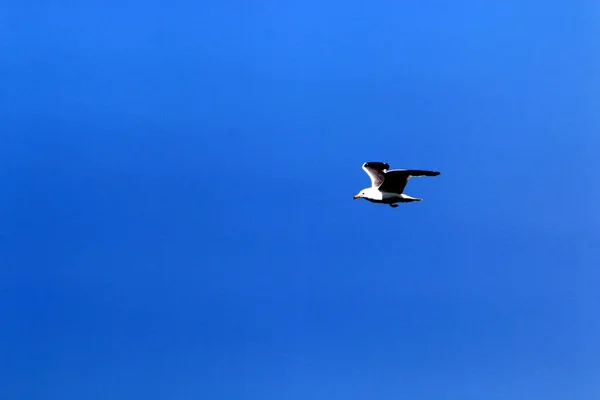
[353,162,440,208]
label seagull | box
[353,162,440,208]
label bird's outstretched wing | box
[379,169,440,194]
[362,162,390,188]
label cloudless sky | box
[2,1,600,399]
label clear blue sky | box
[2,1,599,399]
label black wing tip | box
[415,170,441,176]
[363,161,390,170]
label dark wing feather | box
[379,169,441,194]
[361,162,390,187]
[400,169,440,177]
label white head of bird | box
[353,187,381,201]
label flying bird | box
[353,162,440,208]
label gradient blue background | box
[2,1,599,399]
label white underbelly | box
[381,192,403,203]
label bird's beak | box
[353,195,360,199]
